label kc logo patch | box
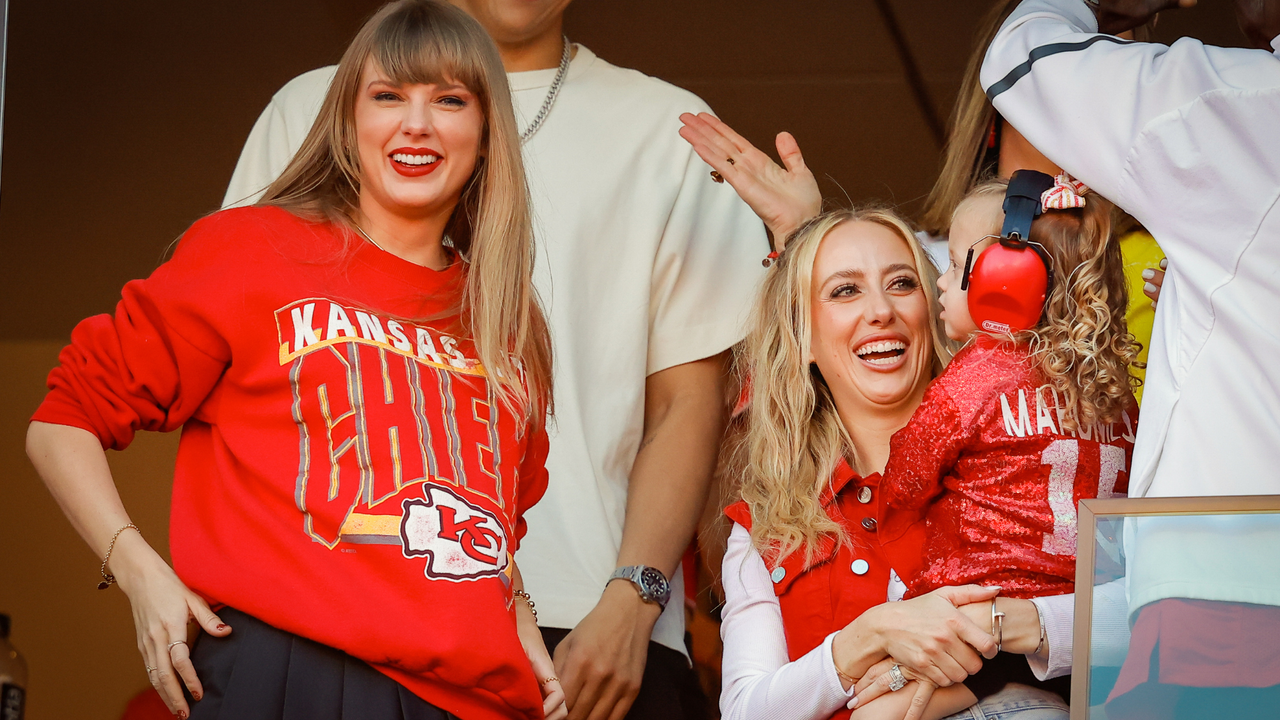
[401,485,509,581]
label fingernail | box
[1141,268,1155,280]
[216,624,229,630]
[193,692,202,701]
[1160,258,1167,269]
[1144,282,1157,294]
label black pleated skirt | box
[186,608,456,720]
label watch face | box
[640,567,668,594]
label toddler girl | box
[861,172,1141,717]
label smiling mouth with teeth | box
[392,153,440,166]
[856,340,907,365]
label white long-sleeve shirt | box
[720,524,857,720]
[983,0,1280,616]
[982,0,1280,502]
[719,523,1120,719]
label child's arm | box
[880,388,968,511]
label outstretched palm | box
[678,112,821,248]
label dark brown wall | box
[0,0,1247,340]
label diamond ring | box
[888,664,908,692]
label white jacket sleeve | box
[222,67,338,209]
[980,0,1276,218]
[1027,580,1129,680]
[719,524,855,720]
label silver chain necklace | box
[519,35,571,144]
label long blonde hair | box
[258,0,552,426]
[960,182,1140,430]
[737,209,952,566]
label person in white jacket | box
[982,0,1280,502]
[983,1,1280,715]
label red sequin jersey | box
[879,336,1137,599]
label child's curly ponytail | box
[1026,193,1142,431]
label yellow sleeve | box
[1119,230,1165,405]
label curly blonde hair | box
[735,209,952,566]
[960,182,1141,431]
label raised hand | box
[678,112,821,247]
[1091,0,1197,34]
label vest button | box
[861,517,877,532]
[771,566,786,583]
[851,559,870,576]
[858,486,872,504]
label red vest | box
[725,461,927,720]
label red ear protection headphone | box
[960,170,1056,335]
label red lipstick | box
[388,147,442,177]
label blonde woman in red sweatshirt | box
[25,3,563,720]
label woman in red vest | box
[717,209,1072,720]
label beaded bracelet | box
[513,590,537,624]
[98,523,141,590]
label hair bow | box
[1041,173,1089,210]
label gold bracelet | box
[98,523,141,590]
[513,590,537,624]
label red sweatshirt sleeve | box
[33,215,237,450]
[881,384,968,511]
[511,422,550,548]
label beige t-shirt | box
[223,46,767,655]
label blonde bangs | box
[369,9,490,103]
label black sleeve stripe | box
[986,35,1133,101]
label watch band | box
[608,565,671,611]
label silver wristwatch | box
[608,565,671,611]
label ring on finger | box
[145,665,157,674]
[887,664,908,692]
[726,157,736,165]
[168,640,188,652]
[710,170,725,183]
[541,676,560,685]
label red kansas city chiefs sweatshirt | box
[34,206,550,720]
